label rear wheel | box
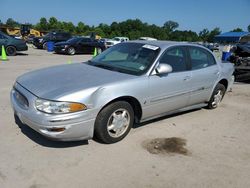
[207,83,226,109]
[6,46,16,56]
[42,42,47,50]
[94,101,134,144]
[67,47,76,55]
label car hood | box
[16,63,135,100]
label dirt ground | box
[0,47,250,188]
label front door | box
[144,46,192,119]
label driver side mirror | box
[155,64,173,75]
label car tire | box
[67,47,76,55]
[6,46,16,56]
[207,83,226,109]
[42,42,47,50]
[94,101,134,144]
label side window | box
[62,33,70,39]
[56,33,64,40]
[81,38,91,42]
[188,47,216,70]
[159,47,187,72]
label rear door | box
[145,46,192,118]
[187,46,220,105]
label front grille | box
[13,88,29,109]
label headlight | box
[35,98,87,114]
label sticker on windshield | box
[139,65,145,70]
[142,44,159,50]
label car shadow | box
[53,52,92,56]
[16,52,28,56]
[14,115,88,148]
[133,108,201,129]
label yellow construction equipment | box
[0,24,46,40]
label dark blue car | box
[0,31,28,56]
[54,37,106,55]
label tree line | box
[1,17,250,42]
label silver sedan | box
[11,41,234,143]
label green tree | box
[75,22,88,34]
[48,17,59,30]
[163,20,179,33]
[207,27,221,42]
[247,25,250,32]
[199,28,210,42]
[60,21,75,33]
[35,17,49,31]
[231,28,243,32]
[97,23,111,37]
[6,18,20,27]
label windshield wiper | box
[94,64,116,71]
[89,62,131,74]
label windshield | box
[88,42,160,75]
[112,37,120,41]
[43,33,52,38]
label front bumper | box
[10,83,98,141]
[54,46,67,54]
[33,41,43,49]
[16,44,28,51]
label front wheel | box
[6,46,16,56]
[207,83,226,109]
[94,101,134,144]
[42,42,47,50]
[67,47,76,55]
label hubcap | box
[7,47,14,55]
[107,108,130,138]
[69,48,75,55]
[212,90,223,108]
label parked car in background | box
[99,38,110,43]
[106,37,129,48]
[0,31,28,56]
[33,31,72,49]
[230,42,250,81]
[26,34,36,44]
[54,37,106,55]
[11,41,234,144]
[203,43,219,52]
[139,37,157,41]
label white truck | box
[105,37,129,48]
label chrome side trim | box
[150,86,211,103]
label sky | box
[0,0,249,33]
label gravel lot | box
[0,47,250,188]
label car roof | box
[128,40,207,51]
